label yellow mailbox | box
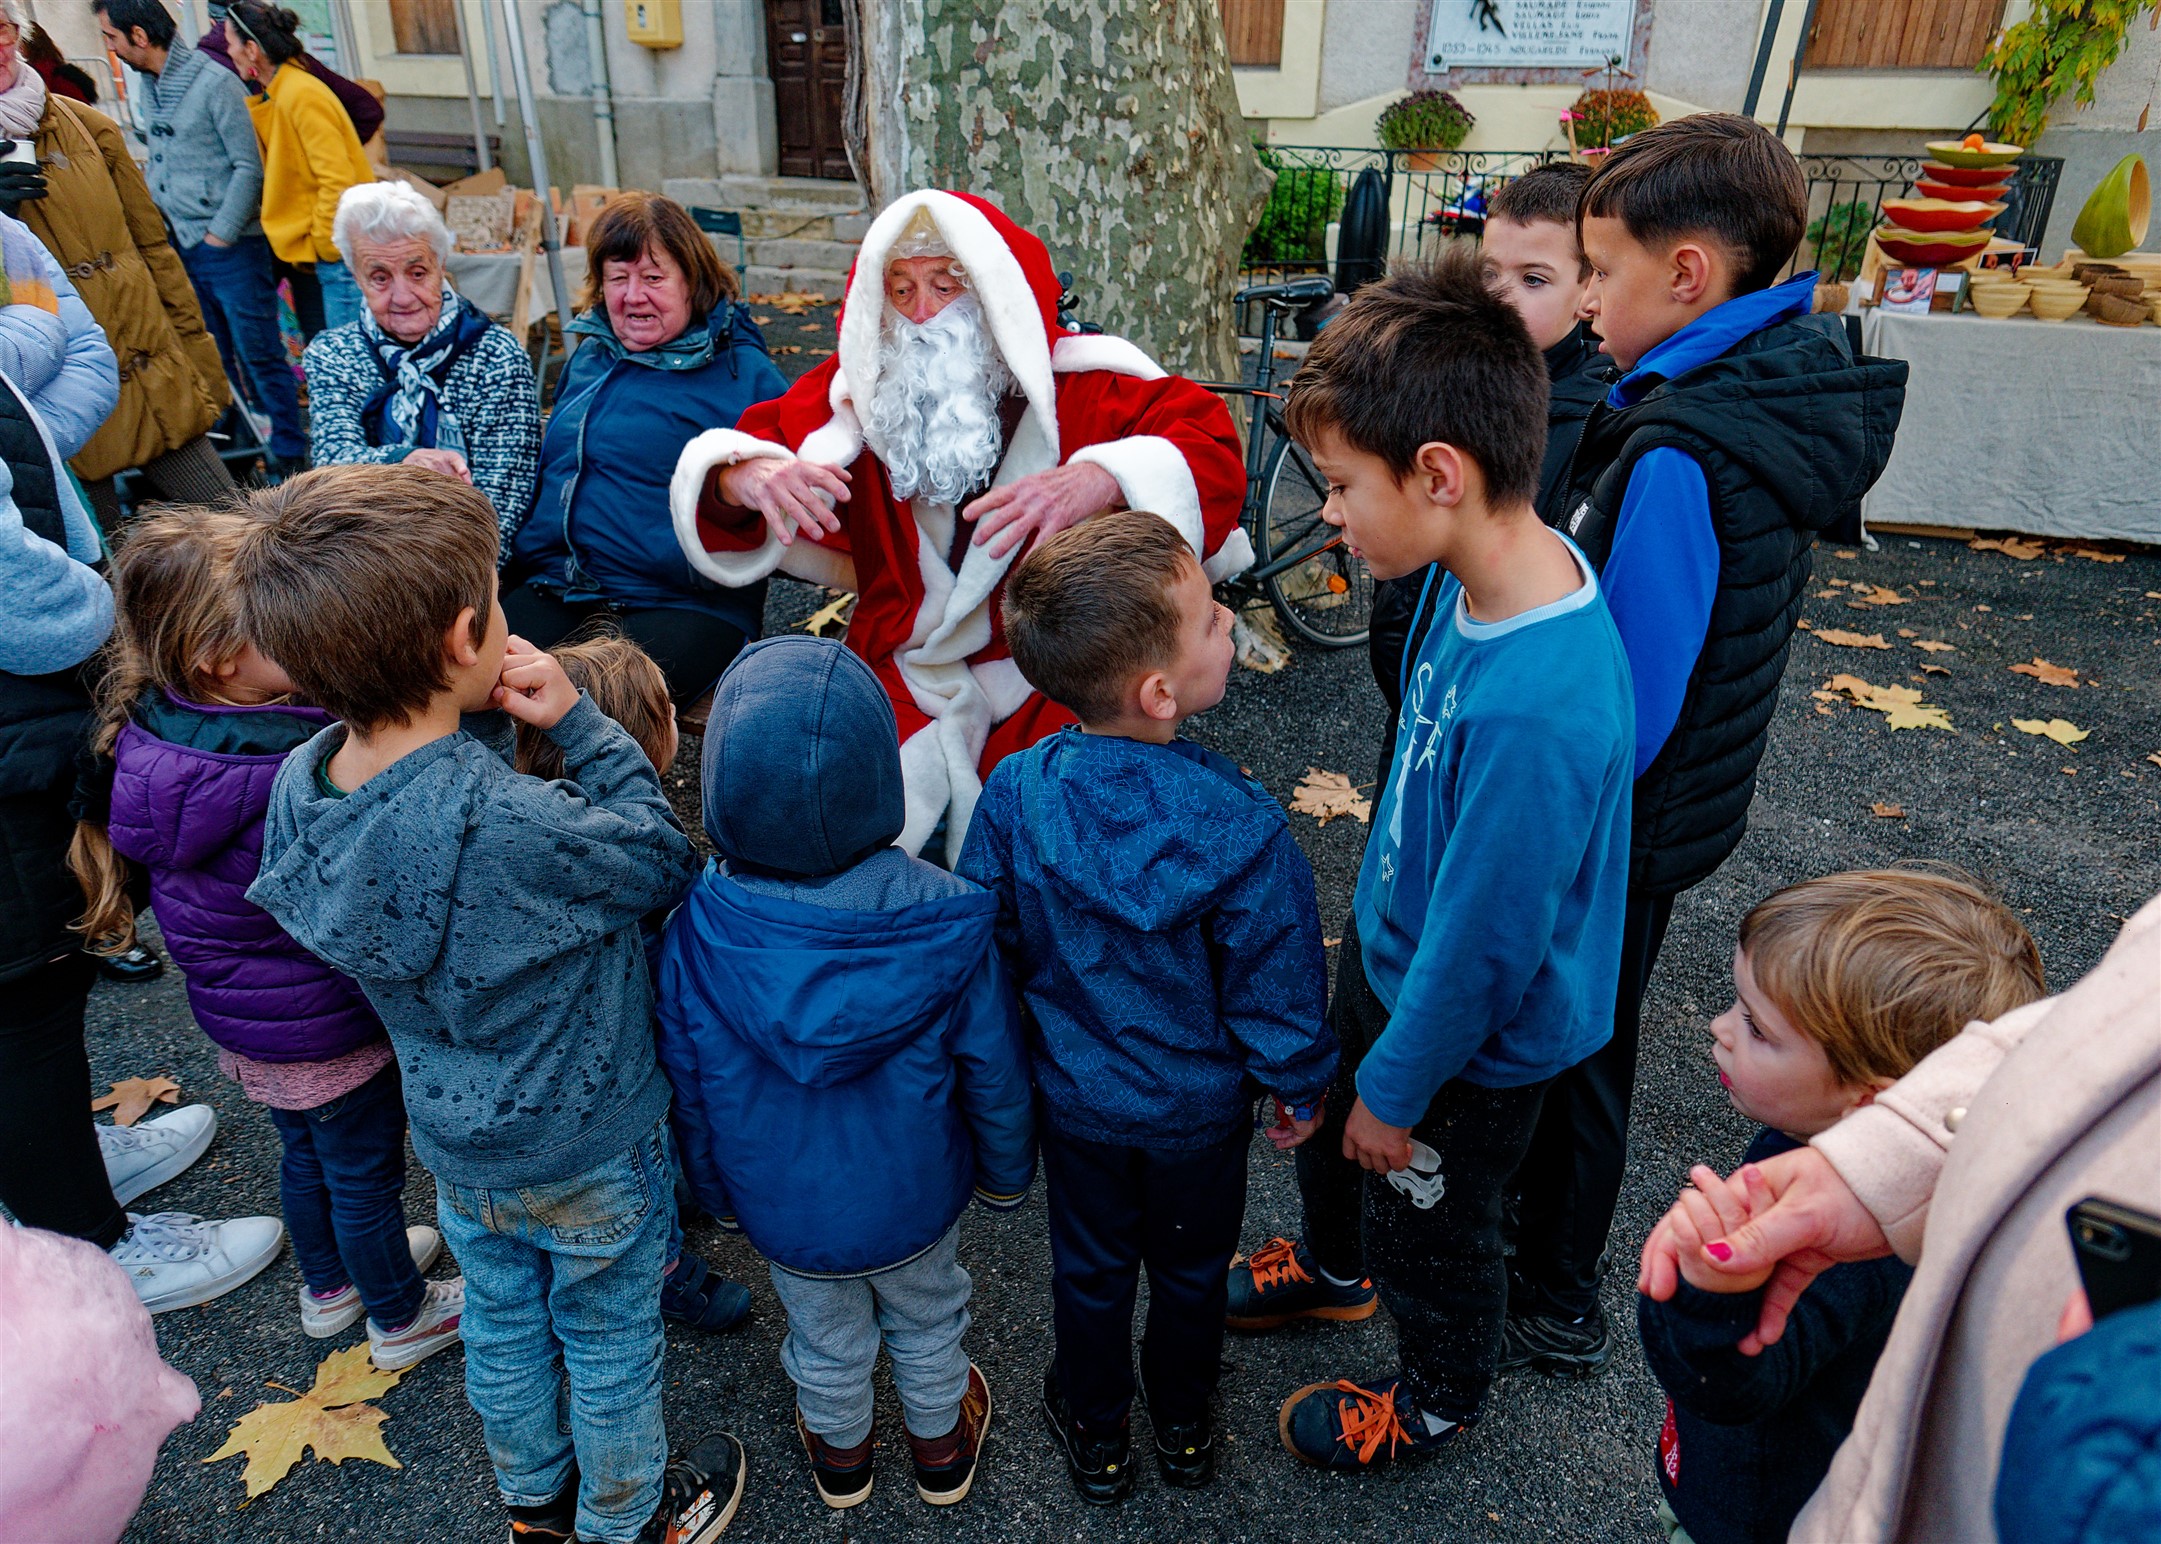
[626,0,682,48]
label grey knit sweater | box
[141,38,262,249]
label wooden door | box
[1219,0,1285,67]
[766,0,853,180]
[1805,0,2006,69]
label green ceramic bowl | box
[1924,140,2024,169]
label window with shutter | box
[389,0,461,57]
[1804,0,2008,70]
[1219,0,1286,68]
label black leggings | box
[0,952,125,1249]
[499,585,754,705]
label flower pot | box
[1405,151,1455,172]
[2070,155,2151,262]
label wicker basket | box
[2090,292,2151,327]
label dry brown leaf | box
[1233,607,1291,673]
[92,1075,181,1127]
[1811,628,1893,650]
[771,345,804,355]
[2069,547,2125,563]
[2145,592,2161,601]
[2009,657,2080,688]
[204,1347,404,1500]
[1912,639,1956,653]
[1834,549,1859,560]
[1880,700,1955,732]
[1919,664,1951,676]
[799,591,854,639]
[1815,703,1834,715]
[743,292,831,313]
[2012,718,2090,746]
[1813,588,1841,599]
[1823,674,1877,701]
[1846,584,1909,608]
[750,314,775,324]
[2147,753,2161,768]
[1289,768,1372,826]
[1970,536,2046,560]
[1870,802,1905,818]
[1896,628,1918,638]
[1824,675,1952,732]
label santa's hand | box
[403,447,473,484]
[966,461,1121,560]
[722,456,850,547]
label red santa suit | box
[669,189,1250,860]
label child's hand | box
[1265,1097,1324,1151]
[1670,1163,1774,1297]
[1342,1096,1413,1173]
[493,635,581,730]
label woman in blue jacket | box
[503,192,786,703]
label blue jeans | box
[435,1120,673,1543]
[315,257,364,331]
[266,1060,425,1329]
[177,233,307,460]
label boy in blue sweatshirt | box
[654,635,1034,1514]
[1505,115,1909,1374]
[237,467,742,1544]
[957,511,1336,1504]
[1638,868,2042,1544]
[1263,247,1633,1471]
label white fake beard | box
[865,294,1014,506]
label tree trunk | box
[848,0,1271,381]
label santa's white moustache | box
[865,293,1016,506]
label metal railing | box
[1241,145,2068,322]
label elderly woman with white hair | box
[300,181,541,538]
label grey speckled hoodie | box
[247,696,696,1188]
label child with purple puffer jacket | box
[73,506,461,1371]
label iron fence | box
[1242,145,2067,328]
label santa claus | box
[670,189,1251,860]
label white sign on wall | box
[1424,0,1637,72]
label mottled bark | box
[851,0,1270,380]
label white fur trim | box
[842,191,1060,464]
[670,430,801,587]
[972,656,1034,721]
[896,725,949,858]
[1050,333,1167,381]
[798,396,864,467]
[1203,526,1256,583]
[1066,436,1206,555]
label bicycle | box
[1198,276,1371,648]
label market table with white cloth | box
[444,247,589,326]
[1859,308,2161,545]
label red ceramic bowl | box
[1876,225,1992,266]
[1880,197,2005,232]
[1920,160,2017,187]
[1916,178,2009,204]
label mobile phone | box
[2067,1196,2161,1322]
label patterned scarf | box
[0,215,57,313]
[358,286,493,452]
[565,300,732,373]
[0,56,46,139]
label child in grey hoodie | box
[235,466,741,1544]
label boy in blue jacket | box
[655,635,1034,1514]
[1266,248,1634,1471]
[958,511,1336,1504]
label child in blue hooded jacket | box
[957,512,1335,1505]
[655,635,1034,1515]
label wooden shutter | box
[388,0,461,57]
[1219,0,1285,68]
[1805,0,2007,69]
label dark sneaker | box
[505,1467,577,1541]
[661,1251,752,1334]
[1497,1303,1611,1379]
[910,1362,991,1505]
[1150,1412,1216,1489]
[1224,1237,1378,1331]
[795,1411,874,1509]
[96,942,164,983]
[1039,1369,1135,1505]
[636,1433,745,1543]
[1277,1375,1466,1470]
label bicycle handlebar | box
[1233,275,1336,307]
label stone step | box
[663,174,866,215]
[733,208,839,240]
[747,236,863,270]
[741,264,852,297]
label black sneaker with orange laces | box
[635,1433,746,1542]
[1277,1375,1467,1470]
[1224,1237,1378,1331]
[910,1362,992,1504]
[795,1411,875,1509]
[505,1468,577,1542]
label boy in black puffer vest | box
[1501,114,1908,1378]
[1366,161,1607,787]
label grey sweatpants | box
[769,1221,972,1447]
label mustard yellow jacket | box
[247,62,373,265]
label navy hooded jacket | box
[1996,1296,2161,1544]
[654,637,1035,1276]
[956,727,1335,1151]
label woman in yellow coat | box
[225,3,374,334]
[7,13,232,530]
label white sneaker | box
[99,1104,218,1206]
[298,1224,448,1338]
[367,1277,465,1370]
[111,1211,285,1314]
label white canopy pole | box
[450,0,492,172]
[498,0,575,341]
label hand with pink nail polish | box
[1665,1163,1775,1295]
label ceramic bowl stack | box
[1878,138,2023,266]
[2025,274,2092,321]
[1966,274,2031,318]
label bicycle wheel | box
[1256,435,1370,647]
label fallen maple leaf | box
[92,1075,180,1127]
[1870,802,1905,818]
[1919,664,1951,676]
[2147,753,2161,768]
[1823,674,1877,701]
[1912,638,1956,653]
[1896,627,1917,638]
[2069,547,2124,563]
[799,591,854,638]
[743,292,831,314]
[2012,718,2090,747]
[1834,549,1859,560]
[1290,768,1372,826]
[1813,588,1841,599]
[1233,607,1291,673]
[204,1347,404,1500]
[1823,676,1953,732]
[1969,536,2046,560]
[1880,700,1955,732]
[2009,657,2080,688]
[771,345,804,355]
[1811,628,1893,650]
[1846,584,1908,608]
